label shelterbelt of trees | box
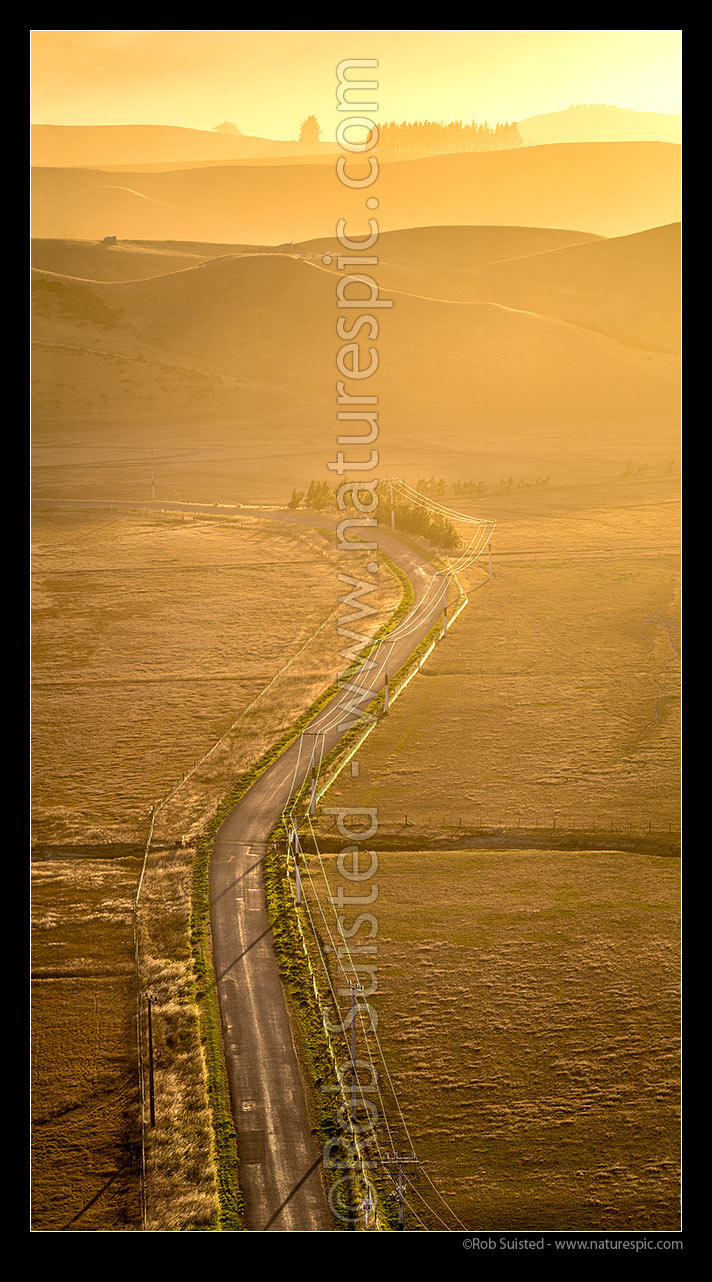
[287,480,461,550]
[370,119,523,155]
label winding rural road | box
[36,499,454,1230]
[210,522,450,1231]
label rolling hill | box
[468,222,681,352]
[31,142,681,243]
[31,227,601,285]
[32,246,679,444]
[30,238,267,282]
[299,224,603,272]
[31,123,338,168]
[306,223,681,353]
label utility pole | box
[379,1153,420,1230]
[309,765,317,817]
[349,981,364,1118]
[146,991,156,1128]
[442,601,448,636]
[384,647,390,714]
[389,480,395,530]
[289,825,302,904]
[488,531,493,580]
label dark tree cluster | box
[384,484,460,549]
[287,480,333,510]
[395,502,461,549]
[375,119,523,156]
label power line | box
[299,811,469,1230]
[274,480,494,1229]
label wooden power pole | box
[379,1153,421,1230]
[146,991,156,1128]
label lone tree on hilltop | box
[299,115,322,146]
[213,121,242,134]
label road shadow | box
[261,1153,324,1230]
[216,909,288,980]
[210,853,267,908]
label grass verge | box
[262,820,371,1229]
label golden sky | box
[31,29,682,139]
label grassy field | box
[31,506,400,1230]
[303,847,680,1231]
[31,857,138,1230]
[31,507,395,847]
[301,469,680,1231]
[31,477,679,1231]
[318,476,680,834]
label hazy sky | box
[31,29,682,138]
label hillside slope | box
[32,250,679,438]
[31,142,681,243]
[32,227,601,284]
[309,223,681,352]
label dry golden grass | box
[31,239,231,281]
[31,857,138,1230]
[320,477,680,833]
[304,848,680,1231]
[138,846,219,1232]
[302,465,679,1231]
[31,506,400,1230]
[30,198,679,1233]
[31,510,361,847]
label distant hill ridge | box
[31,124,339,168]
[519,105,681,146]
[32,108,681,169]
